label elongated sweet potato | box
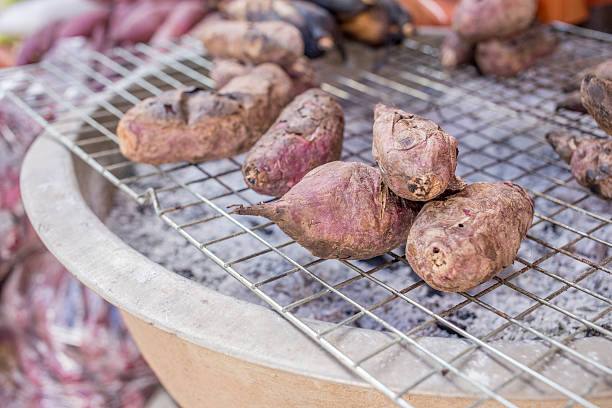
[242,88,344,197]
[475,25,557,77]
[222,0,340,58]
[307,0,372,16]
[440,31,474,69]
[234,161,419,259]
[563,59,612,93]
[117,63,292,164]
[546,132,612,198]
[198,20,303,68]
[581,74,612,136]
[372,104,465,201]
[339,0,413,46]
[406,182,534,292]
[453,0,536,42]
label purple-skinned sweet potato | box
[556,91,587,113]
[406,182,534,293]
[372,104,465,201]
[440,31,474,68]
[475,25,557,77]
[234,161,419,259]
[581,74,612,136]
[452,0,536,42]
[563,59,612,93]
[198,20,304,69]
[242,88,344,197]
[117,63,292,164]
[150,0,210,45]
[546,132,612,198]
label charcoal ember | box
[1,251,158,407]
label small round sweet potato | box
[372,104,465,201]
[405,182,534,293]
[242,88,344,197]
[581,74,612,136]
[234,161,419,260]
[452,0,536,42]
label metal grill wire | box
[3,24,611,408]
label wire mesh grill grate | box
[3,23,611,407]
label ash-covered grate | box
[3,24,611,408]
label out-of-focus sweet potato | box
[563,59,612,93]
[306,0,372,16]
[439,31,474,68]
[405,182,534,293]
[475,25,557,77]
[339,0,413,46]
[198,20,303,69]
[242,88,344,197]
[453,0,536,42]
[556,91,587,113]
[234,161,419,259]
[372,104,465,201]
[546,132,612,198]
[117,63,292,164]
[581,74,612,136]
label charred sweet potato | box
[222,0,340,58]
[198,20,303,68]
[307,0,372,16]
[563,59,612,93]
[440,31,474,68]
[372,104,465,201]
[242,88,344,197]
[546,132,612,198]
[453,0,536,42]
[117,63,292,164]
[475,25,557,77]
[339,0,413,46]
[234,161,419,259]
[581,74,612,136]
[405,182,534,293]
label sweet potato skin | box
[372,104,464,201]
[198,20,304,68]
[235,161,419,260]
[243,88,344,197]
[563,59,612,93]
[475,25,557,77]
[440,32,474,68]
[546,132,612,198]
[117,63,292,164]
[581,74,612,136]
[453,0,536,42]
[405,182,534,293]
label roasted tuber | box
[475,25,557,77]
[117,63,292,164]
[242,88,344,197]
[581,74,612,136]
[452,0,536,42]
[234,161,419,260]
[406,182,534,293]
[563,59,612,93]
[546,132,612,198]
[372,104,465,201]
[439,31,474,69]
[556,91,587,113]
[306,0,372,16]
[339,0,413,46]
[198,20,303,69]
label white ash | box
[105,101,611,341]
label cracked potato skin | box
[372,104,465,201]
[235,161,419,260]
[405,182,534,293]
[242,88,344,197]
[581,74,612,136]
[547,132,612,198]
[117,63,292,164]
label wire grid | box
[3,27,611,408]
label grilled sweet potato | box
[581,74,612,136]
[453,0,536,42]
[546,132,612,198]
[242,88,344,197]
[222,0,340,58]
[563,59,612,93]
[117,63,292,164]
[306,0,372,16]
[372,104,465,201]
[234,161,419,259]
[198,20,303,68]
[556,91,587,113]
[475,25,557,77]
[339,0,413,46]
[440,31,474,68]
[406,182,534,293]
